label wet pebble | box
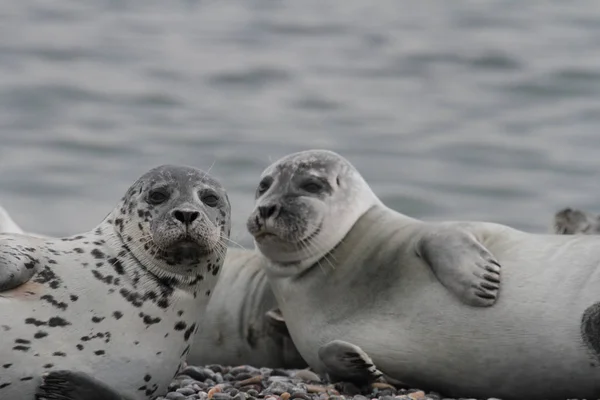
[159,364,471,400]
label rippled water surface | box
[2,0,600,243]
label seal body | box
[188,248,306,368]
[246,149,600,400]
[0,205,306,370]
[0,165,231,400]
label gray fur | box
[246,149,600,400]
[0,164,231,400]
[187,247,306,368]
[553,207,600,235]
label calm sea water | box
[1,0,600,245]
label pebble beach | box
[158,364,499,400]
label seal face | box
[0,164,231,400]
[246,149,379,276]
[553,207,600,235]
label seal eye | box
[202,193,219,207]
[257,178,272,196]
[148,189,169,205]
[301,181,323,193]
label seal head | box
[246,149,379,276]
[116,164,231,285]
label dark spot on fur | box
[70,294,79,302]
[76,344,84,350]
[53,352,66,357]
[2,364,11,369]
[91,249,105,259]
[0,383,11,389]
[20,377,33,381]
[144,374,151,382]
[94,350,105,356]
[92,316,105,323]
[184,323,196,341]
[40,294,68,310]
[174,321,187,331]
[13,346,29,351]
[43,364,53,369]
[581,302,600,360]
[34,331,48,339]
[15,338,30,344]
[113,311,123,320]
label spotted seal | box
[0,164,231,400]
[0,204,305,370]
[246,149,600,400]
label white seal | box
[245,149,600,400]
[0,205,306,370]
[0,164,231,400]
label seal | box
[0,203,25,234]
[0,204,306,370]
[187,247,306,368]
[553,207,600,235]
[0,164,231,400]
[246,149,600,400]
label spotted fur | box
[0,165,231,400]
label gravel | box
[155,364,499,400]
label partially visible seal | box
[0,204,306,370]
[0,164,231,400]
[246,149,600,400]
[553,207,600,234]
[188,247,306,368]
[0,203,25,234]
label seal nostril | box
[173,210,200,225]
[258,204,279,219]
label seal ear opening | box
[265,308,290,337]
[336,176,340,186]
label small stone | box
[166,393,186,400]
[281,392,291,400]
[291,393,311,400]
[352,396,369,400]
[177,387,197,396]
[212,393,232,400]
[407,391,425,400]
[232,393,247,400]
[246,389,260,397]
[208,387,222,399]
[293,370,321,383]
[237,375,263,387]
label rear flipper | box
[36,370,135,400]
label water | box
[1,0,600,244]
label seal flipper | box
[265,307,291,337]
[318,340,384,385]
[0,241,40,292]
[416,227,501,307]
[36,370,135,400]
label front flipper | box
[36,370,135,400]
[265,307,290,337]
[0,240,40,292]
[318,340,384,385]
[416,227,501,307]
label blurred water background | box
[1,0,600,245]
